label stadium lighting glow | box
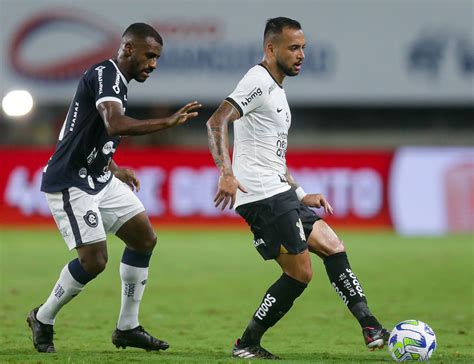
[2,90,34,117]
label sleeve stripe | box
[96,97,123,108]
[225,97,243,118]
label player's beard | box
[276,59,299,77]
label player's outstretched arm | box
[206,101,247,210]
[97,100,201,136]
[285,168,334,215]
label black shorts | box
[236,188,321,260]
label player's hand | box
[114,168,140,192]
[214,174,247,210]
[301,193,334,215]
[166,101,202,127]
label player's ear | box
[123,41,134,56]
[266,42,276,56]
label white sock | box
[36,264,84,325]
[117,263,149,330]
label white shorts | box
[45,176,145,250]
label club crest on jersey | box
[102,141,116,155]
[83,210,99,228]
[241,87,262,107]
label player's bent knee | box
[79,254,108,276]
[329,238,346,255]
[301,267,313,284]
[286,266,312,284]
[320,242,345,257]
[141,233,157,253]
[309,236,346,257]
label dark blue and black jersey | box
[41,59,128,194]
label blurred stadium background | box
[0,0,472,234]
[0,0,473,362]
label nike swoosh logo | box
[277,108,283,113]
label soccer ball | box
[388,320,436,361]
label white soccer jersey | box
[226,64,292,207]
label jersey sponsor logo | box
[87,175,95,189]
[276,132,288,159]
[241,87,262,107]
[83,210,99,228]
[95,66,106,95]
[78,168,87,178]
[86,147,98,165]
[96,170,112,183]
[102,141,116,155]
[254,293,277,320]
[69,102,80,132]
[277,107,283,113]
[113,72,121,94]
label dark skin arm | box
[206,100,247,210]
[285,167,334,215]
[97,100,201,136]
[109,159,140,191]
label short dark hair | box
[122,23,163,46]
[264,17,301,42]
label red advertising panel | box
[0,148,394,228]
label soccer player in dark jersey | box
[206,17,389,359]
[27,23,201,353]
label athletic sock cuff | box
[323,251,348,265]
[67,258,96,285]
[281,273,308,288]
[121,247,152,268]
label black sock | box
[240,273,307,346]
[324,252,381,328]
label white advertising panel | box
[1,0,473,105]
[390,147,474,235]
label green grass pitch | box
[0,228,472,363]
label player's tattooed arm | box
[98,100,201,136]
[206,101,239,175]
[285,167,300,189]
[206,100,247,209]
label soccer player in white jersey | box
[27,23,201,353]
[207,17,389,359]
